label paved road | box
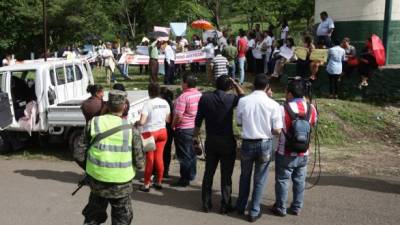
[0,159,399,225]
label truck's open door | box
[0,92,13,129]
[0,72,13,129]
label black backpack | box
[284,102,312,153]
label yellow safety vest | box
[86,114,135,183]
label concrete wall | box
[279,63,400,103]
[314,0,400,22]
[314,0,400,64]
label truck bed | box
[47,90,149,126]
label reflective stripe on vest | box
[87,154,132,168]
[86,115,135,183]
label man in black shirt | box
[194,75,244,214]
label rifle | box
[71,175,89,196]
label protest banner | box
[310,49,328,62]
[295,47,308,60]
[135,46,149,55]
[118,50,207,65]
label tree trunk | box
[214,0,221,29]
[124,0,135,40]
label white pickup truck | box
[0,58,148,152]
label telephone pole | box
[43,0,47,61]
[382,0,392,65]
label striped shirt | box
[173,88,202,129]
[211,54,228,78]
[276,99,317,157]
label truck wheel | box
[0,135,12,154]
[36,133,48,148]
[68,129,84,153]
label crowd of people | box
[79,70,317,224]
[2,10,380,97]
[141,11,378,98]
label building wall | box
[315,0,400,64]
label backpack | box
[284,102,312,153]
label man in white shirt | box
[218,31,228,51]
[316,11,335,48]
[164,41,176,85]
[203,38,215,83]
[261,31,273,74]
[236,74,283,222]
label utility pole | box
[382,0,392,65]
[43,0,47,61]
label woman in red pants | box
[136,83,171,192]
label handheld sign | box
[310,49,328,63]
[295,47,308,61]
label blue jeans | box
[238,57,246,84]
[229,61,236,79]
[274,153,308,214]
[236,139,272,216]
[117,64,128,78]
[123,63,129,76]
[174,129,197,183]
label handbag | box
[141,134,156,152]
[347,57,359,66]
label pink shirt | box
[173,88,202,129]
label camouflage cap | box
[108,90,127,106]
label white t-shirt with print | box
[141,97,170,132]
[252,42,263,59]
[280,26,289,40]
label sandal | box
[153,183,163,190]
[139,185,150,193]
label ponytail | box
[86,84,103,96]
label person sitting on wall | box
[358,38,378,88]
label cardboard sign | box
[170,23,187,36]
[135,46,149,55]
[295,47,308,60]
[279,46,294,60]
[310,49,328,62]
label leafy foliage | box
[0,0,314,59]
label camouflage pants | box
[83,192,133,225]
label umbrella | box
[191,20,214,30]
[371,34,386,66]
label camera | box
[288,76,313,100]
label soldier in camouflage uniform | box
[82,90,142,225]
